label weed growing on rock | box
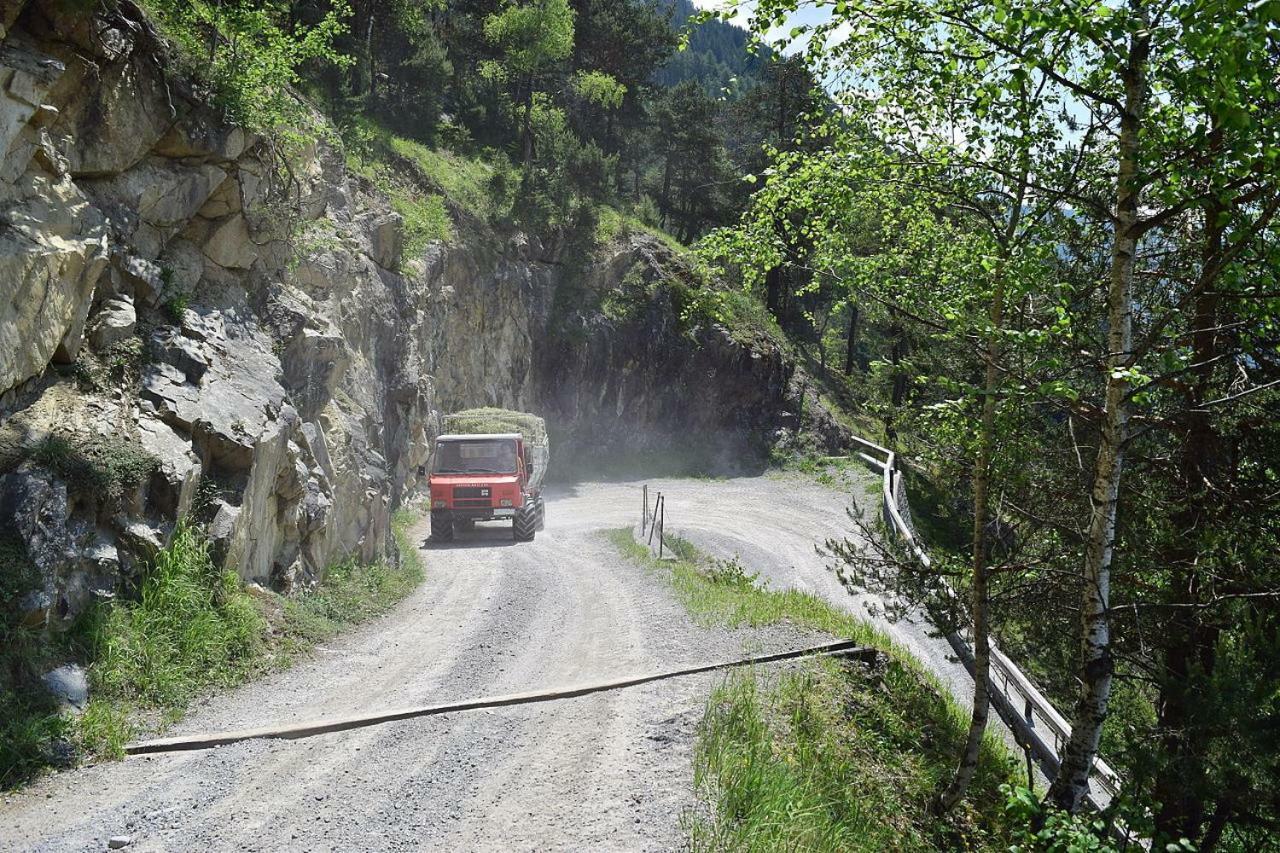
[0,537,68,788]
[32,432,159,504]
[2,513,427,782]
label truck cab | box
[428,433,544,542]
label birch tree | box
[712,0,1280,822]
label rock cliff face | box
[0,0,847,628]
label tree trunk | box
[659,153,673,229]
[936,271,1006,812]
[765,265,784,319]
[1046,10,1149,813]
[843,302,859,375]
[1151,195,1226,846]
[366,11,376,107]
[885,311,907,442]
[522,89,535,170]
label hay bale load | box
[441,408,549,491]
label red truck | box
[428,411,547,542]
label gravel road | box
[0,471,975,852]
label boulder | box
[88,294,136,350]
[154,116,249,163]
[141,362,200,430]
[81,160,226,258]
[0,174,108,391]
[0,38,65,182]
[41,664,88,709]
[368,211,403,270]
[136,416,200,518]
[117,254,164,306]
[155,237,204,303]
[197,174,241,218]
[52,49,182,176]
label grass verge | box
[1,510,424,786]
[606,527,1016,850]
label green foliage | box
[2,513,426,782]
[282,511,424,645]
[32,432,159,505]
[572,70,626,109]
[0,686,69,789]
[143,0,351,137]
[387,135,509,222]
[482,0,575,79]
[690,662,1013,851]
[1002,786,1119,853]
[393,189,453,254]
[70,337,147,393]
[608,526,1018,845]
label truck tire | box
[513,505,537,542]
[430,511,454,542]
[535,496,546,531]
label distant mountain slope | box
[652,0,767,94]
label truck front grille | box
[452,486,491,508]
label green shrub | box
[3,513,428,782]
[0,623,70,788]
[141,0,351,138]
[691,661,1013,851]
[1003,785,1120,852]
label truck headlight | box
[500,499,513,507]
[433,499,446,509]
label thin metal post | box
[658,496,665,559]
[648,492,661,547]
[642,484,648,533]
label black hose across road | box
[126,639,878,756]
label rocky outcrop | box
[0,0,848,629]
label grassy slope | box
[1,510,425,788]
[606,528,1015,851]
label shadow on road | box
[420,523,520,551]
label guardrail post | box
[642,484,649,534]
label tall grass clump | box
[607,527,1015,849]
[282,509,424,644]
[74,524,267,755]
[689,661,1012,851]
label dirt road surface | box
[0,472,974,852]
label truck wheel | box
[430,511,454,542]
[513,505,537,542]
[535,497,546,531]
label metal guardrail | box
[847,434,1123,808]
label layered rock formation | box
[0,0,847,629]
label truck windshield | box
[433,439,518,474]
